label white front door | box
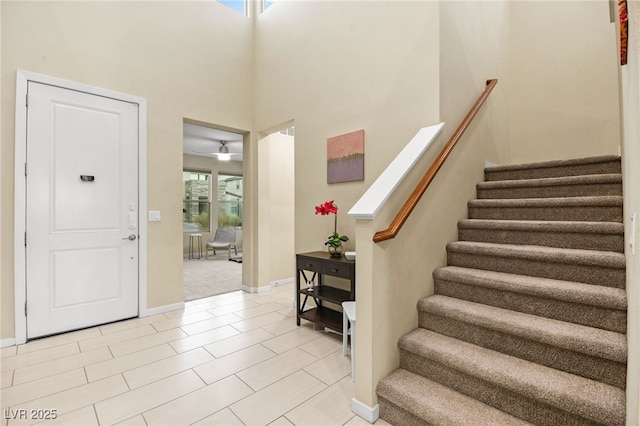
[26,81,139,339]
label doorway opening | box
[182,121,244,301]
[256,123,295,289]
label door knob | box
[122,234,137,241]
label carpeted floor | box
[183,252,242,301]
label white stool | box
[342,301,356,381]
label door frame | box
[14,70,148,344]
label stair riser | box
[447,251,625,288]
[468,205,623,222]
[417,312,626,389]
[434,279,627,333]
[458,227,624,253]
[378,399,431,426]
[399,351,614,426]
[477,183,622,200]
[485,161,622,182]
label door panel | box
[26,82,139,339]
[52,101,121,231]
[51,248,121,309]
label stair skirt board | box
[377,156,626,426]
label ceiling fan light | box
[217,141,231,160]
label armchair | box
[205,228,238,259]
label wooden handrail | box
[373,79,498,243]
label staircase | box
[376,155,627,426]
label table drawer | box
[297,258,322,272]
[322,262,352,279]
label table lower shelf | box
[298,306,343,332]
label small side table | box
[296,251,355,332]
[189,234,203,259]
[342,301,356,381]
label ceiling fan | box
[193,140,237,161]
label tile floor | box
[0,284,390,426]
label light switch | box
[148,211,161,222]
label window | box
[279,126,295,137]
[183,171,211,232]
[218,174,243,228]
[217,0,246,15]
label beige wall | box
[1,1,253,338]
[254,2,441,406]
[255,1,442,257]
[621,1,640,424]
[257,132,295,285]
[509,1,621,163]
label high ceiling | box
[183,123,243,161]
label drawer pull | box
[331,268,338,272]
[306,264,313,268]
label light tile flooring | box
[0,284,390,426]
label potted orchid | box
[315,200,349,258]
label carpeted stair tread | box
[477,174,622,199]
[484,155,621,181]
[447,241,625,288]
[458,219,624,252]
[459,219,623,235]
[479,173,622,189]
[447,241,625,269]
[399,329,626,426]
[433,266,627,311]
[377,369,534,426]
[468,196,623,222]
[434,266,627,333]
[469,195,623,209]
[417,295,627,363]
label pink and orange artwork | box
[327,129,364,184]
[619,0,628,66]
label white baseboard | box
[270,277,294,287]
[141,302,185,317]
[242,277,294,294]
[1,338,16,349]
[351,398,379,424]
[241,284,272,294]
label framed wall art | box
[327,129,364,184]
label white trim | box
[241,284,273,293]
[14,70,148,343]
[1,338,17,349]
[137,100,149,318]
[142,302,185,317]
[348,122,444,220]
[270,277,294,287]
[351,398,380,424]
[14,72,28,345]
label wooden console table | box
[296,251,355,332]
